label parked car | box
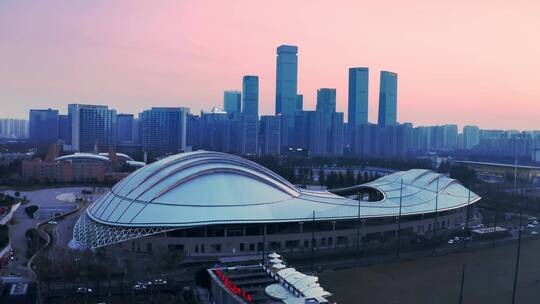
[153,278,168,286]
[76,287,92,294]
[48,220,58,225]
[132,284,146,291]
[447,239,454,244]
[531,231,538,235]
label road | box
[1,187,107,279]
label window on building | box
[210,244,222,253]
[167,244,184,252]
[269,241,281,250]
[285,240,300,249]
[337,236,348,245]
[327,237,333,246]
[249,243,255,252]
[240,243,245,252]
[304,240,310,249]
[227,228,243,237]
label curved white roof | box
[99,152,134,162]
[73,151,480,248]
[55,153,111,163]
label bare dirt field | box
[319,238,540,304]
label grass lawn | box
[319,238,540,304]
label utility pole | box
[356,192,361,262]
[262,223,267,265]
[492,192,499,246]
[511,159,522,304]
[464,189,471,250]
[459,264,466,304]
[311,210,315,274]
[432,177,440,255]
[396,179,403,257]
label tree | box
[25,205,39,219]
[318,170,326,186]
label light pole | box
[432,177,440,255]
[396,179,403,258]
[511,159,522,304]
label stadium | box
[71,151,480,258]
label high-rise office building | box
[316,88,337,113]
[328,112,344,156]
[296,94,303,111]
[260,116,281,155]
[0,119,28,139]
[294,111,326,156]
[348,67,369,126]
[139,107,189,154]
[223,91,241,116]
[463,125,480,149]
[66,104,117,152]
[199,107,238,153]
[242,76,259,118]
[29,108,59,144]
[239,115,258,155]
[378,71,398,127]
[116,114,135,144]
[58,114,71,144]
[275,45,298,115]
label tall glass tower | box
[378,71,398,127]
[140,107,189,154]
[67,104,117,152]
[242,76,259,118]
[348,67,369,126]
[223,90,241,115]
[316,88,337,113]
[275,45,298,115]
[29,108,59,144]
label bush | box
[0,225,9,249]
[25,205,39,219]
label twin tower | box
[275,45,398,127]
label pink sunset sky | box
[1,0,539,130]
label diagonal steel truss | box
[72,212,174,249]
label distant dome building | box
[72,151,480,258]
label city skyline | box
[1,1,539,130]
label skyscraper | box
[29,108,59,144]
[348,67,369,126]
[316,88,337,113]
[378,71,398,127]
[66,104,117,152]
[239,115,258,155]
[139,107,189,154]
[275,45,298,115]
[328,112,344,156]
[242,76,259,118]
[260,116,281,155]
[116,114,135,144]
[223,90,241,115]
[463,125,481,149]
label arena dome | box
[72,151,480,249]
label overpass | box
[452,160,540,182]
